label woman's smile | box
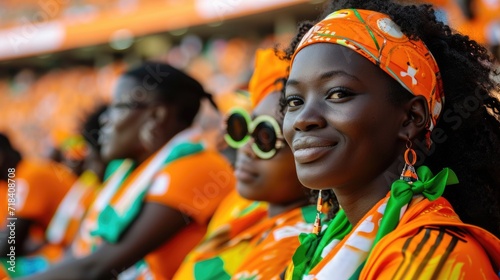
[292,137,337,164]
[234,163,259,183]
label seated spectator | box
[23,62,235,280]
[0,133,76,277]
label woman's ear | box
[398,95,429,140]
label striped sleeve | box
[366,226,499,280]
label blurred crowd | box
[0,0,171,29]
[0,34,287,158]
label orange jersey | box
[173,190,267,280]
[11,170,103,274]
[142,149,235,279]
[207,189,266,235]
[361,197,500,279]
[304,197,500,279]
[14,159,76,230]
[0,159,76,279]
[173,192,315,280]
[232,206,315,280]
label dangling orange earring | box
[312,190,323,235]
[400,139,419,183]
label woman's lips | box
[292,137,337,164]
[235,162,259,183]
[293,146,335,163]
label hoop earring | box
[400,139,418,183]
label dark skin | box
[283,44,428,226]
[235,92,308,217]
[23,76,191,280]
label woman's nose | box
[292,102,327,132]
[240,137,257,159]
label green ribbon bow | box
[289,166,459,280]
[374,166,459,245]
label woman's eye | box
[327,88,354,100]
[286,96,303,107]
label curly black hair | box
[281,0,500,237]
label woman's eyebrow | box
[286,79,300,87]
[286,70,360,88]
[319,70,360,81]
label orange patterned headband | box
[291,9,444,132]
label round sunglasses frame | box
[224,108,285,159]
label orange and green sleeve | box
[143,150,236,279]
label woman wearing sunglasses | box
[173,49,316,280]
[281,0,500,279]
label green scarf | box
[289,166,459,279]
[93,142,204,243]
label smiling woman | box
[280,0,500,279]
[285,44,407,190]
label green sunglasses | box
[224,108,286,159]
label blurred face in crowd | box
[235,92,306,205]
[100,76,153,162]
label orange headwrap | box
[292,9,444,133]
[214,89,251,115]
[249,49,289,109]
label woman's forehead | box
[288,44,381,86]
[112,76,150,102]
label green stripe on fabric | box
[103,159,135,181]
[239,201,263,217]
[194,257,231,280]
[351,8,380,51]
